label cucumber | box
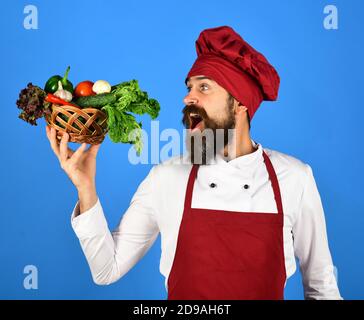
[75,93,116,108]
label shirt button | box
[209,183,217,188]
[243,184,250,190]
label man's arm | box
[77,185,98,215]
[71,166,159,285]
[292,164,342,300]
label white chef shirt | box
[71,139,342,300]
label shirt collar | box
[211,139,263,168]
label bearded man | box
[47,26,342,300]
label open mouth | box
[189,113,203,130]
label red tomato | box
[74,81,96,97]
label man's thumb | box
[88,143,102,156]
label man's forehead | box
[185,75,215,85]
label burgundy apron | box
[167,150,286,300]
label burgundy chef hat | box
[186,26,280,122]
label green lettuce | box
[101,80,160,155]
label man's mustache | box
[182,104,208,128]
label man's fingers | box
[60,132,70,163]
[69,143,87,164]
[88,143,102,157]
[67,148,75,158]
[47,126,100,165]
[68,143,101,165]
[48,127,61,160]
[46,125,50,139]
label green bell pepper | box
[44,66,74,94]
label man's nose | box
[183,92,199,106]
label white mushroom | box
[92,80,111,94]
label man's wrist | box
[77,185,98,215]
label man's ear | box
[234,101,248,114]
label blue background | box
[1,0,363,299]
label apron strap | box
[184,164,199,210]
[184,150,284,216]
[262,151,284,215]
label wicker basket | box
[45,104,108,145]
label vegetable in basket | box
[74,93,116,108]
[54,81,72,102]
[74,80,160,154]
[92,80,111,94]
[100,80,160,155]
[74,81,95,97]
[16,83,52,125]
[45,93,79,108]
[44,66,73,94]
[16,68,160,154]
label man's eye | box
[200,84,209,91]
[186,84,209,92]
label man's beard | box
[182,95,235,165]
